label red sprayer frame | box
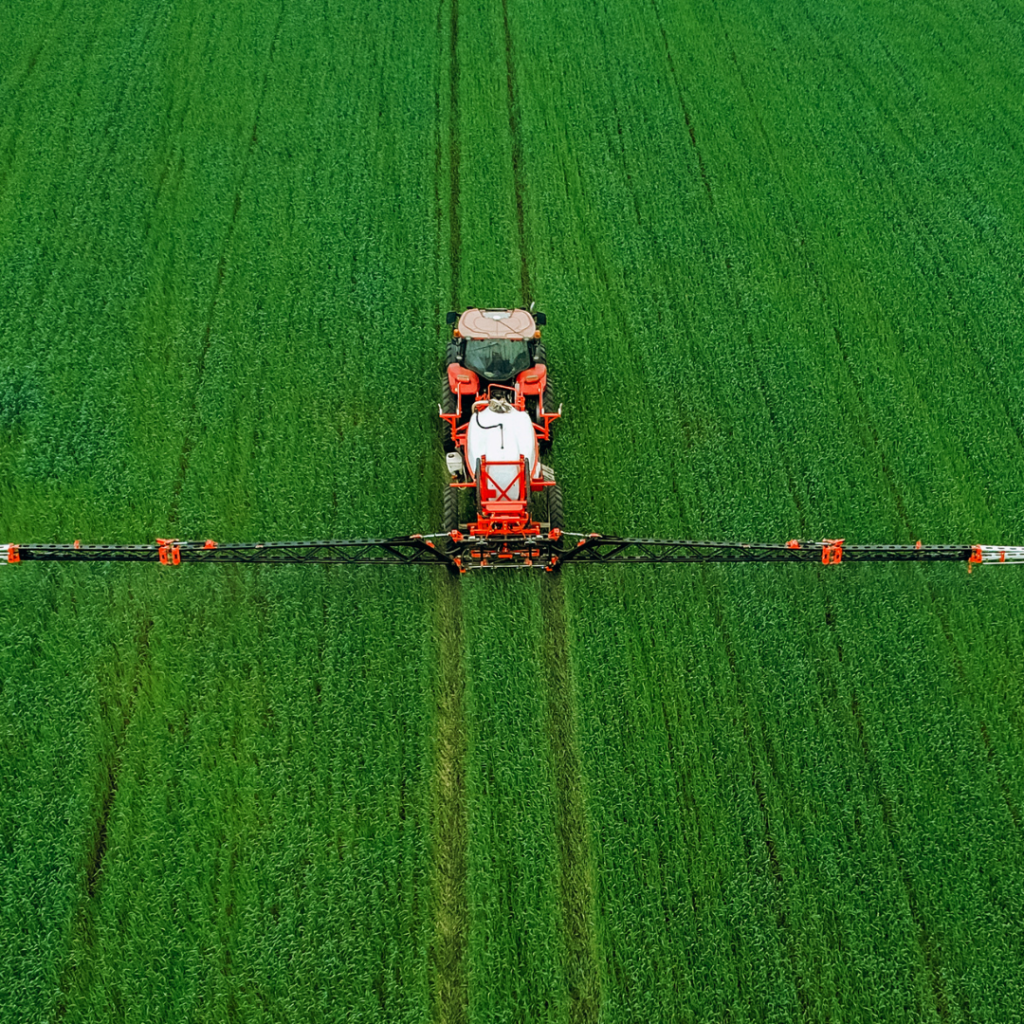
[439,383,562,566]
[439,382,560,456]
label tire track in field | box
[0,0,69,193]
[0,0,68,106]
[649,0,714,208]
[498,4,601,1016]
[499,0,530,301]
[447,0,461,308]
[8,4,165,345]
[167,3,286,526]
[428,2,468,1020]
[429,577,469,1024]
[84,617,153,897]
[55,610,154,1019]
[142,13,217,248]
[540,579,601,1024]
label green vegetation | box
[463,577,562,1020]
[2,0,1024,1020]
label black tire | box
[443,482,460,545]
[526,394,541,427]
[445,339,461,366]
[547,483,564,532]
[440,379,458,453]
[541,379,556,415]
[529,468,549,520]
[539,379,556,453]
[533,341,547,366]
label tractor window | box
[463,339,530,383]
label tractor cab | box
[446,307,546,384]
[463,336,530,383]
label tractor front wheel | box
[539,380,556,453]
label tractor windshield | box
[463,338,530,382]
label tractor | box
[439,308,563,567]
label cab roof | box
[458,308,536,340]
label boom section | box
[0,537,457,568]
[557,536,983,566]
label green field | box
[2,0,1024,1020]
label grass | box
[2,0,1024,1020]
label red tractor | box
[439,308,563,568]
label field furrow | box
[540,579,601,1024]
[428,577,469,1024]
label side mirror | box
[534,312,546,326]
[446,311,459,325]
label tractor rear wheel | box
[443,482,460,545]
[547,483,564,532]
[440,379,458,453]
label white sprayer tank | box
[465,400,540,500]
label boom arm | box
[1,535,1022,572]
[555,535,1024,566]
[0,536,457,568]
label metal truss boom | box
[2,535,1022,571]
[0,536,457,568]
[555,535,991,566]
